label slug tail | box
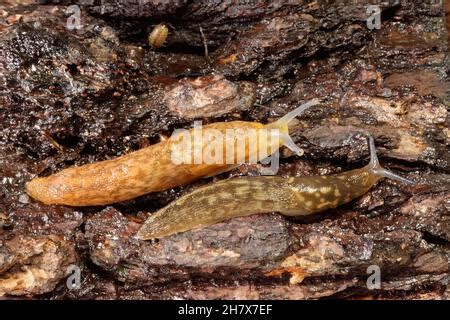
[265,98,320,156]
[367,135,415,185]
[136,210,174,240]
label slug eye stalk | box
[366,135,415,185]
[265,99,320,156]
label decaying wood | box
[0,1,448,299]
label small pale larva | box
[148,23,169,49]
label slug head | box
[265,99,320,156]
[366,135,414,185]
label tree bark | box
[0,0,448,299]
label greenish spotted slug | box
[137,136,414,239]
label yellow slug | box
[137,136,414,240]
[26,100,320,206]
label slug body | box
[137,136,414,239]
[26,100,319,206]
[148,24,169,49]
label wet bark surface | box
[0,1,449,299]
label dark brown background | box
[0,0,448,299]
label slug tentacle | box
[268,98,320,129]
[278,132,304,156]
[265,99,320,156]
[367,136,415,185]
